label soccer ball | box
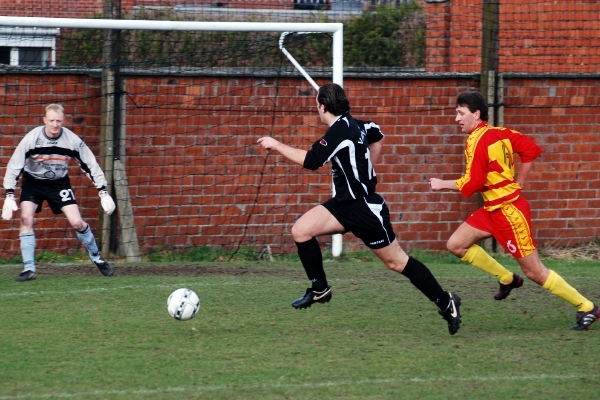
[167,288,200,321]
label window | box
[0,47,10,64]
[0,27,59,67]
[19,47,51,67]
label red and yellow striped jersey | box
[456,122,542,211]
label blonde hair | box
[46,104,64,115]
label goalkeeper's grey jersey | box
[3,126,107,191]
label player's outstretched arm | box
[429,178,459,191]
[257,137,308,167]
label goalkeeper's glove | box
[99,190,116,215]
[2,193,19,220]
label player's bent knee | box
[521,267,546,285]
[446,241,464,257]
[290,224,300,238]
[290,225,311,243]
[384,262,405,273]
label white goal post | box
[0,17,343,85]
[0,15,345,257]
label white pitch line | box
[0,373,599,399]
[0,280,264,298]
[0,273,596,298]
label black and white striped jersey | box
[3,126,108,192]
[303,113,384,203]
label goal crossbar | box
[0,16,342,33]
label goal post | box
[279,30,343,257]
[0,17,343,81]
[0,15,345,258]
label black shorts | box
[323,192,396,249]
[19,174,77,215]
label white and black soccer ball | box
[167,288,200,321]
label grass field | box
[1,256,599,399]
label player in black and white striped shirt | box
[2,104,117,281]
[258,83,462,335]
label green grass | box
[0,258,599,399]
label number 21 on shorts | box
[60,189,76,202]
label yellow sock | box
[461,245,514,284]
[542,270,594,312]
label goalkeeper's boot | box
[494,273,523,300]
[570,304,600,331]
[15,269,37,282]
[92,254,114,277]
[439,292,461,335]
[292,286,332,309]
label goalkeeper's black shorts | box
[20,173,77,214]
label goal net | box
[0,16,344,262]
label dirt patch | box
[35,263,298,278]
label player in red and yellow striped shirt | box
[430,91,599,331]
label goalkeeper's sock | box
[542,269,594,312]
[295,238,328,292]
[76,224,100,262]
[461,245,514,284]
[401,257,449,309]
[19,232,36,272]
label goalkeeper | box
[2,104,116,282]
[258,83,462,335]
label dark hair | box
[317,83,351,116]
[456,91,489,121]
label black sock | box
[76,224,90,234]
[401,257,450,309]
[295,238,328,291]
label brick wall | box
[499,1,600,74]
[0,0,104,19]
[424,0,483,73]
[0,0,292,18]
[1,72,598,258]
[424,0,600,73]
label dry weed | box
[538,241,600,261]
